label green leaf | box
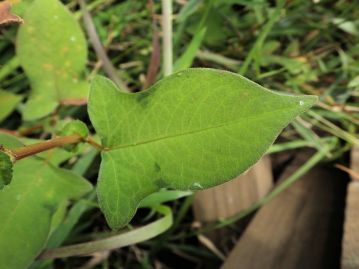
[89,68,317,229]
[59,120,90,152]
[11,0,34,17]
[0,90,23,122]
[16,0,88,121]
[60,120,89,139]
[332,18,359,36]
[0,134,92,269]
[348,75,359,88]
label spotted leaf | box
[16,0,88,121]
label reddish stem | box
[11,134,83,161]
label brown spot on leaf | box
[42,63,54,70]
[0,1,23,26]
[61,47,69,55]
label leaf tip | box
[297,94,318,111]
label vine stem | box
[85,137,104,151]
[78,0,130,92]
[1,134,104,162]
[11,134,83,161]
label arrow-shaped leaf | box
[89,68,317,229]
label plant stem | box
[84,137,104,151]
[78,0,130,92]
[11,134,83,161]
[162,0,173,76]
[144,0,161,89]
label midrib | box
[105,106,294,151]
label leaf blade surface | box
[89,68,317,229]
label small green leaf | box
[0,151,13,189]
[89,68,317,229]
[16,0,88,121]
[0,90,22,122]
[59,120,89,152]
[0,134,92,269]
[60,120,89,139]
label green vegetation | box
[0,0,357,268]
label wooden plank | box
[342,182,359,269]
[342,146,359,269]
[221,152,346,269]
[352,147,359,171]
[193,156,273,222]
[350,146,359,181]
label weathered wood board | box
[221,153,346,269]
[342,146,359,269]
[193,156,273,222]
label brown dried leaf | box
[0,0,23,26]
